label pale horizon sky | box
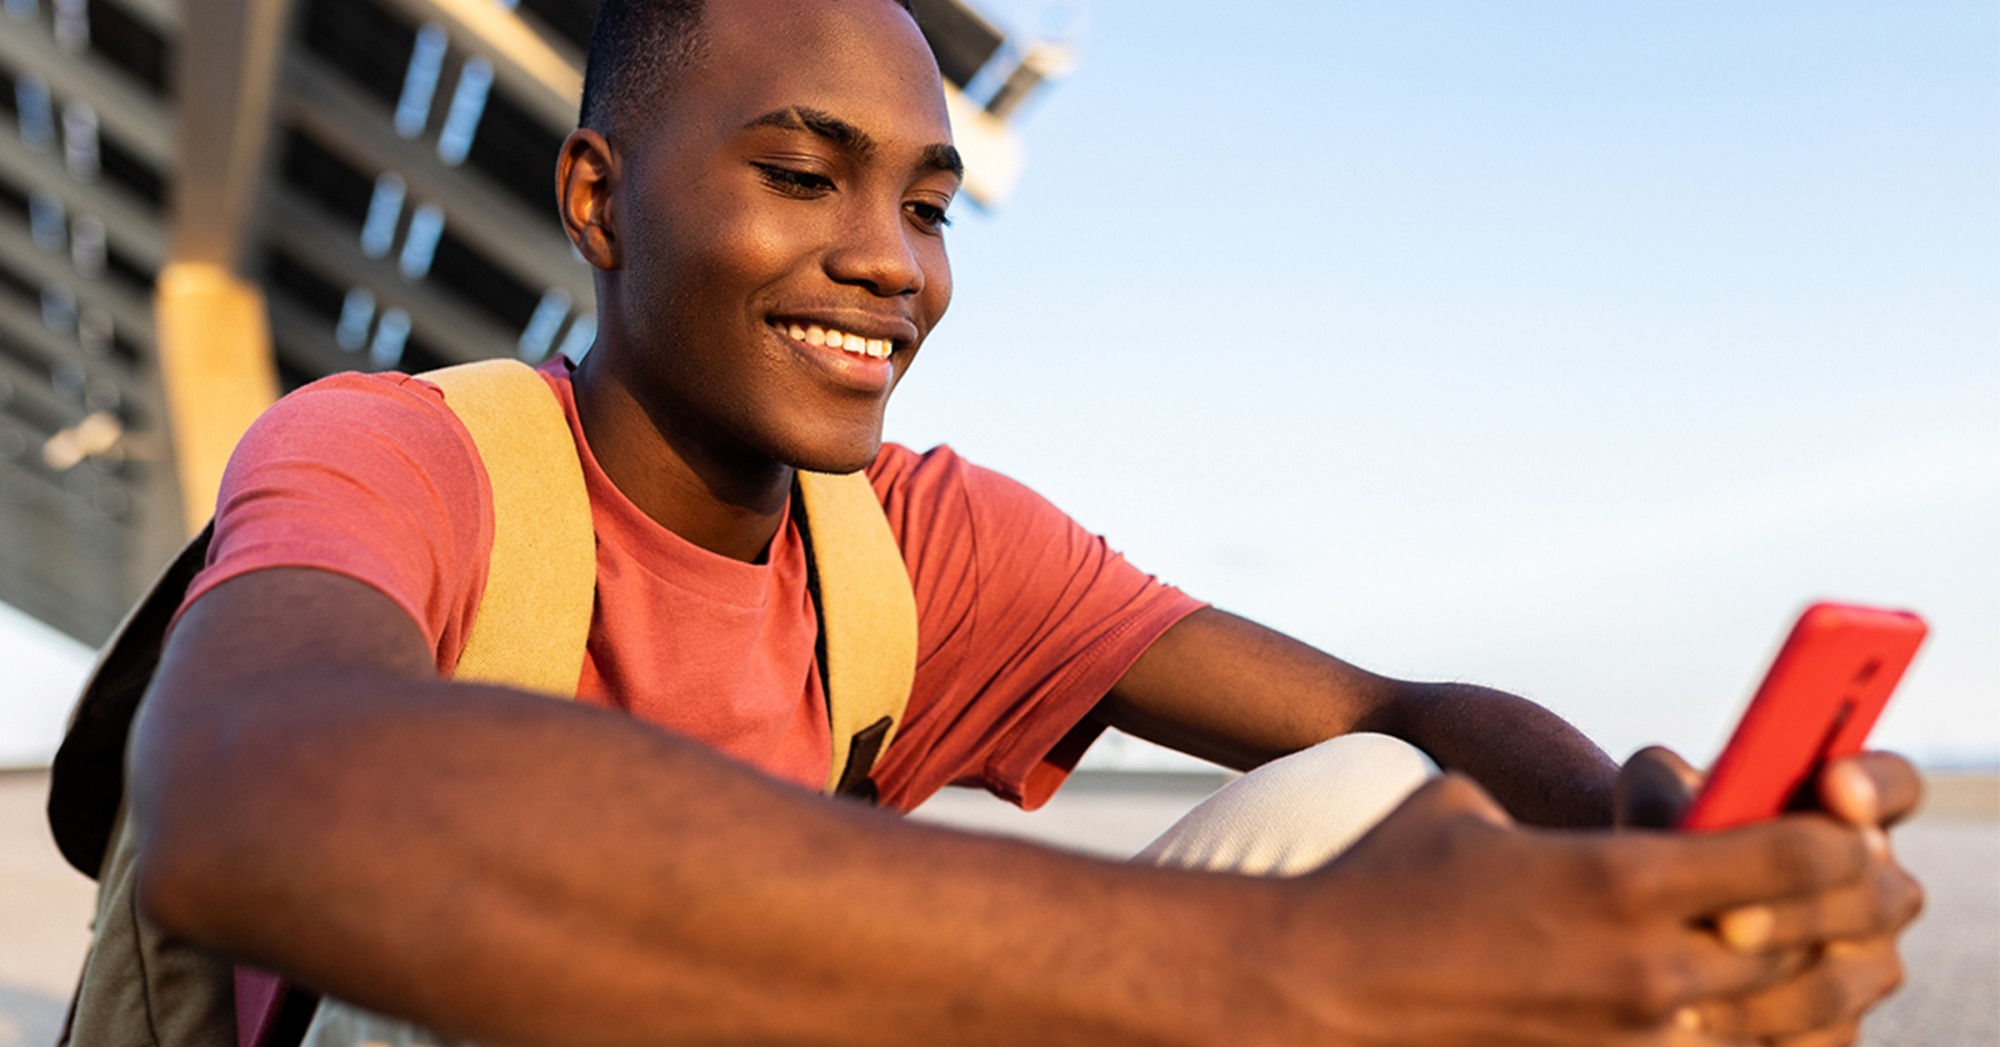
[887,0,1999,767]
[4,1,1996,771]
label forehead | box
[666,0,951,152]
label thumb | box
[1819,751,1924,828]
[1617,745,1704,829]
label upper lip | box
[768,309,919,347]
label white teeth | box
[780,322,894,359]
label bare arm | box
[1101,607,1622,827]
[133,569,1277,1046]
[132,570,1902,1047]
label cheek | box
[701,212,796,291]
[626,190,811,331]
[692,194,827,300]
[920,241,953,326]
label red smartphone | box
[1678,602,1927,832]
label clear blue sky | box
[5,1,1995,769]
[886,0,2000,765]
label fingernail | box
[1717,905,1775,951]
[1674,1005,1704,1032]
[1833,759,1880,823]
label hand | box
[1612,748,1925,1046]
[1614,746,1706,830]
[1260,773,1882,1046]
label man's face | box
[600,0,959,475]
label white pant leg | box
[303,999,463,1047]
[1134,733,1439,876]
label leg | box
[1135,733,1438,876]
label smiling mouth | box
[774,321,896,360]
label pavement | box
[4,769,1994,1046]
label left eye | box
[754,164,835,195]
[908,202,952,230]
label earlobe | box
[557,129,620,270]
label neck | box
[570,352,792,563]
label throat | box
[571,360,792,563]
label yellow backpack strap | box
[796,469,918,799]
[423,360,594,698]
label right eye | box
[754,163,835,197]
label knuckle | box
[1804,969,1855,1026]
[1770,822,1824,876]
[1772,821,1862,888]
[1592,848,1654,919]
[1617,954,1694,1021]
[1873,952,1907,1001]
[1893,871,1926,928]
[1862,865,1924,937]
[1872,882,1904,931]
[1693,997,1745,1038]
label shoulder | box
[866,442,1048,520]
[862,441,1110,604]
[228,370,489,505]
[195,370,496,661]
[240,370,468,451]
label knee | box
[1297,732,1439,789]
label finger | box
[1619,747,1706,829]
[1650,927,1817,1005]
[1645,1009,1761,1047]
[1712,863,1924,952]
[1659,1006,1760,1047]
[1769,1021,1863,1047]
[1698,939,1902,1040]
[1607,820,1871,916]
[1818,753,1924,828]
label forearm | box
[1364,682,1619,828]
[132,671,1293,1047]
[1104,609,1619,828]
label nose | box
[825,203,925,298]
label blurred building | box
[0,0,1070,645]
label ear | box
[557,129,620,269]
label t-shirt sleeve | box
[175,372,494,670]
[868,445,1205,811]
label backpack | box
[45,358,920,1046]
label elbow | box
[131,821,212,938]
[124,702,245,941]
[126,754,240,941]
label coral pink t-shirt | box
[181,361,1202,811]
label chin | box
[769,405,889,476]
[789,440,882,476]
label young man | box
[128,1,1922,1044]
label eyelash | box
[754,163,834,196]
[753,163,953,231]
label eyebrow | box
[743,106,964,179]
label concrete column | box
[153,264,279,534]
[156,0,297,535]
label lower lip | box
[774,326,896,394]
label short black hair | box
[579,0,918,134]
